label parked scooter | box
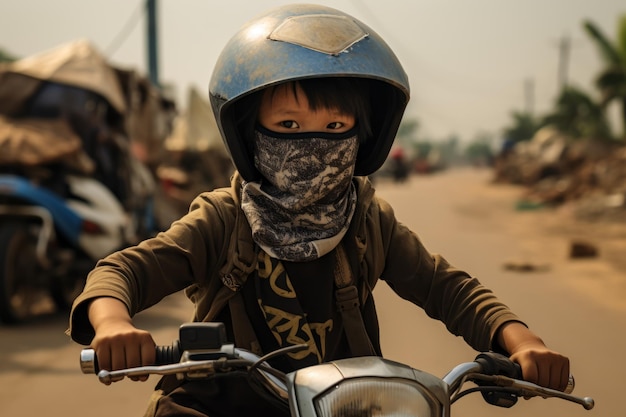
[81,322,594,416]
[0,170,154,324]
[0,81,156,324]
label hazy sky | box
[1,0,624,142]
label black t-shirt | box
[241,250,354,372]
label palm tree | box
[502,111,541,143]
[583,15,626,139]
[542,86,612,140]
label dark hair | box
[233,77,373,154]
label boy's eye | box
[280,120,299,129]
[327,122,345,130]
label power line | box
[104,0,146,57]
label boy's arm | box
[496,321,570,391]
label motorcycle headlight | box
[314,377,436,417]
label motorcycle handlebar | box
[81,346,573,396]
[80,342,590,410]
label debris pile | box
[493,126,626,222]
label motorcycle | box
[80,322,594,416]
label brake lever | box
[97,359,224,385]
[468,373,594,410]
[512,378,594,410]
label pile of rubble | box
[493,126,626,223]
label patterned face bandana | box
[241,126,359,262]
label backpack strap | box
[214,183,263,354]
[197,178,262,354]
[334,244,376,357]
[217,194,256,292]
[228,291,263,355]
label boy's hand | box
[88,297,156,382]
[497,321,570,391]
[509,341,570,391]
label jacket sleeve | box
[373,196,523,352]
[67,191,233,345]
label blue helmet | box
[209,3,410,181]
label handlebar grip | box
[475,352,522,378]
[474,352,522,408]
[155,341,182,365]
[80,341,182,374]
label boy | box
[69,4,569,416]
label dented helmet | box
[209,3,410,181]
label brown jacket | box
[68,173,521,353]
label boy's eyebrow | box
[271,108,303,116]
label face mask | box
[240,125,359,261]
[253,125,359,208]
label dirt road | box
[374,168,623,416]
[0,167,621,416]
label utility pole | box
[557,34,570,90]
[146,0,159,88]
